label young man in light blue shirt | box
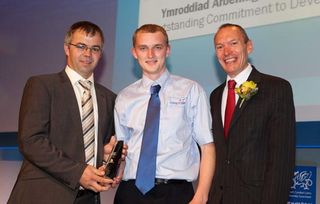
[114,24,216,204]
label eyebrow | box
[137,43,164,48]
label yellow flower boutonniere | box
[235,81,258,108]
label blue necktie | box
[135,85,161,194]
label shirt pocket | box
[161,96,190,128]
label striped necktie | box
[79,80,95,166]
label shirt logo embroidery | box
[169,97,186,105]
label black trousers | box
[74,189,100,204]
[114,180,194,204]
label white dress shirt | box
[221,64,253,126]
[65,66,98,167]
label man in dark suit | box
[208,23,296,204]
[8,21,118,204]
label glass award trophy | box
[103,140,123,179]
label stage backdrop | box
[1,0,319,203]
[113,0,320,124]
[0,1,118,203]
[112,0,320,203]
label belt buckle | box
[155,178,169,185]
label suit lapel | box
[58,71,82,124]
[215,86,224,134]
[229,67,262,131]
[211,83,226,145]
[58,71,85,160]
[95,84,106,165]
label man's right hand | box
[79,165,114,192]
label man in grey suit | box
[208,23,295,204]
[8,21,118,204]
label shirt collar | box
[65,65,94,86]
[141,68,170,90]
[226,64,252,88]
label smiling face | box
[214,26,253,78]
[131,31,170,80]
[64,29,103,79]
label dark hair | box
[64,21,104,46]
[215,23,250,43]
[132,24,169,47]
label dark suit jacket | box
[208,67,295,204]
[8,71,116,204]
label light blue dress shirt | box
[115,69,213,181]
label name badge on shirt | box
[169,97,186,106]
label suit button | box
[225,160,230,164]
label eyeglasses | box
[68,43,102,54]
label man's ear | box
[64,44,70,56]
[166,44,171,57]
[246,40,253,54]
[131,47,137,59]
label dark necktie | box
[224,80,236,138]
[135,84,161,194]
[79,80,95,166]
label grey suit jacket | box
[208,67,296,204]
[8,71,116,204]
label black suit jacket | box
[8,71,116,204]
[208,67,295,204]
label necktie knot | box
[228,80,236,90]
[79,80,92,91]
[150,85,161,95]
